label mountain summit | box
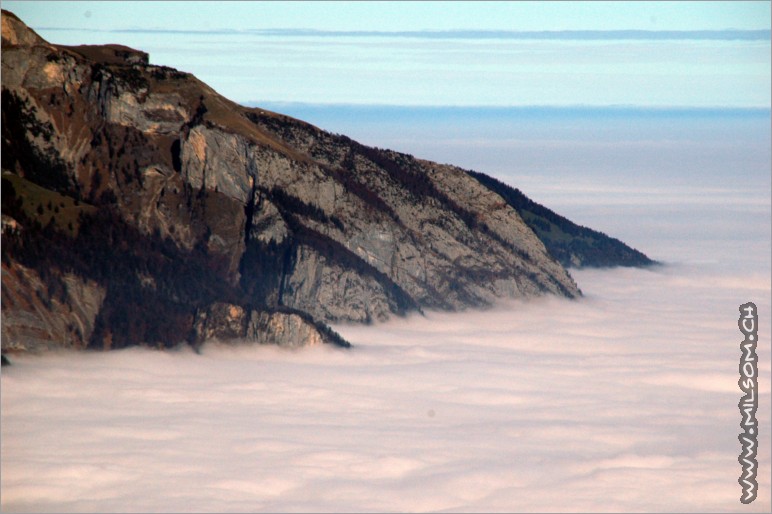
[1,11,651,352]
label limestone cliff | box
[0,11,649,353]
[192,302,348,349]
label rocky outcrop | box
[1,259,106,352]
[1,10,651,353]
[0,10,50,48]
[192,302,348,348]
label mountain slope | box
[1,11,649,353]
[466,171,655,268]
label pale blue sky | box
[4,1,771,107]
[6,1,771,32]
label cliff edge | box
[1,11,650,353]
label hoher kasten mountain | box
[1,11,653,353]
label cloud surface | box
[1,260,769,512]
[2,110,770,513]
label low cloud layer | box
[2,256,769,512]
[2,111,769,512]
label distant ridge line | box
[35,27,772,41]
[248,103,772,117]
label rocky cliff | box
[1,11,651,354]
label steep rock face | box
[234,117,582,310]
[0,11,649,353]
[192,302,347,348]
[1,259,105,351]
[280,244,405,323]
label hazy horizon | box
[5,1,771,108]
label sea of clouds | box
[2,110,770,512]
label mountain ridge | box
[1,10,652,354]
